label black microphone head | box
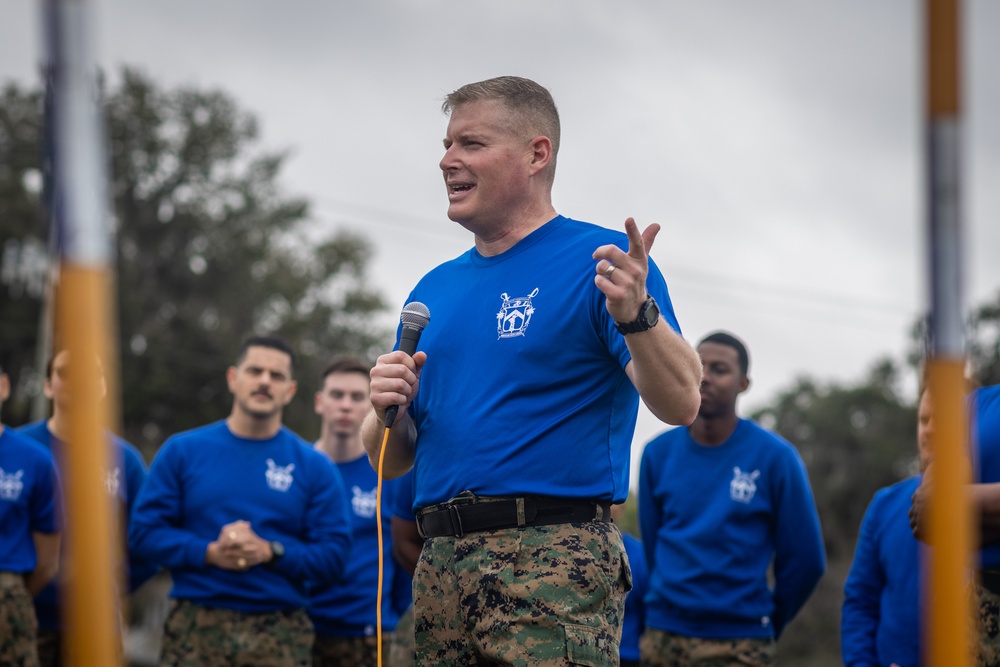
[400,302,430,331]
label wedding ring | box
[605,264,616,278]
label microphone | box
[384,302,431,428]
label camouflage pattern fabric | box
[159,599,313,667]
[413,520,630,666]
[388,604,415,667]
[0,572,40,667]
[312,633,391,667]
[978,581,1000,666]
[639,629,774,667]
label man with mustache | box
[129,336,353,666]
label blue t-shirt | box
[620,532,648,663]
[0,426,59,572]
[308,454,408,636]
[17,420,152,630]
[973,386,1000,568]
[841,475,923,667]
[639,419,826,639]
[128,421,352,613]
[403,216,682,509]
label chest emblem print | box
[730,467,760,504]
[497,288,539,339]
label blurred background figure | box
[910,382,1000,664]
[841,384,933,667]
[388,469,420,667]
[18,349,153,667]
[0,359,61,666]
[611,500,647,667]
[639,331,826,666]
[310,355,411,666]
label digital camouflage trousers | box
[159,599,313,667]
[413,520,630,666]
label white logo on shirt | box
[352,486,377,518]
[497,288,539,339]
[265,459,295,492]
[0,468,24,500]
[730,467,760,504]
[105,466,121,497]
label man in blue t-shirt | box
[0,361,61,666]
[639,332,826,666]
[362,76,703,667]
[310,355,411,667]
[129,336,353,667]
[18,348,153,667]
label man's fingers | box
[624,217,660,258]
[641,223,661,255]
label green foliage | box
[0,83,47,420]
[906,290,1000,387]
[752,359,918,665]
[0,69,391,457]
[969,291,1000,387]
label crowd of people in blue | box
[1,74,999,667]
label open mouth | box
[449,183,474,195]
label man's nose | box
[440,145,460,172]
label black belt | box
[416,494,613,539]
[982,569,1000,596]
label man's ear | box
[283,380,298,405]
[527,135,553,175]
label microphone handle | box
[384,324,423,428]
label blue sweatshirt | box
[129,421,352,613]
[308,454,406,636]
[0,427,59,572]
[841,475,922,667]
[973,386,1000,569]
[388,468,415,615]
[18,420,153,630]
[639,419,826,639]
[620,532,648,663]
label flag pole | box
[924,0,973,665]
[43,0,122,664]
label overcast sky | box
[3,1,999,466]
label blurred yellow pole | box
[925,361,972,666]
[55,269,121,666]
[924,0,973,665]
[44,0,123,663]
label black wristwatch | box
[614,295,660,335]
[266,541,285,568]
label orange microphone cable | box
[375,424,391,667]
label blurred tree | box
[968,291,1000,387]
[0,83,48,421]
[906,290,1000,388]
[751,359,917,666]
[0,69,391,457]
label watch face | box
[271,541,285,559]
[644,298,660,326]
